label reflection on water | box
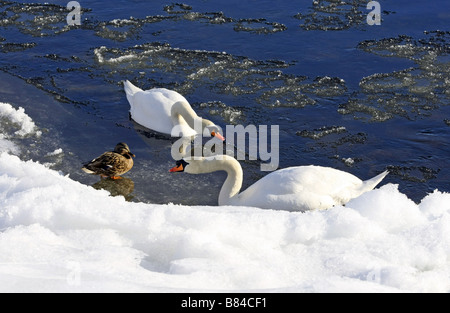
[92,177,135,202]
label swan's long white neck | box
[171,101,214,133]
[218,157,243,206]
[186,156,243,206]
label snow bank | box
[0,102,40,137]
[0,101,448,293]
[0,102,41,155]
[0,152,449,293]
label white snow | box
[0,102,41,156]
[0,102,41,137]
[0,133,19,155]
[0,102,450,293]
[0,152,449,293]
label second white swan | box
[124,80,225,140]
[170,155,389,212]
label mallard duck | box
[82,142,135,180]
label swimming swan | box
[170,155,389,211]
[124,80,224,140]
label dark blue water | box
[0,0,448,205]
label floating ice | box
[0,42,36,53]
[297,126,347,140]
[234,20,287,34]
[45,148,63,157]
[295,0,376,31]
[0,2,70,37]
[348,32,450,121]
[93,42,343,109]
[342,157,355,166]
[199,101,245,125]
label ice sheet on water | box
[163,3,287,34]
[0,2,75,37]
[0,1,445,125]
[299,125,367,148]
[297,125,347,140]
[260,76,347,108]
[294,0,389,31]
[338,97,395,122]
[0,42,36,53]
[341,32,450,121]
[296,125,366,169]
[93,43,349,112]
[163,3,193,14]
[233,20,287,34]
[61,1,286,42]
[199,101,245,125]
[0,1,346,119]
[387,165,440,184]
[359,32,450,60]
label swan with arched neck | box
[170,155,389,212]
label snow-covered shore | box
[0,101,449,293]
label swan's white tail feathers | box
[123,80,142,104]
[361,170,389,193]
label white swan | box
[124,80,224,140]
[170,155,389,212]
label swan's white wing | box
[236,166,364,212]
[127,86,194,136]
[130,89,175,134]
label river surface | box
[0,0,448,205]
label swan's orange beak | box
[170,164,184,173]
[211,131,225,141]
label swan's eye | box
[211,131,225,141]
